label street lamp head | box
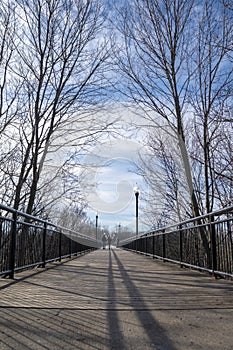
[133,185,140,196]
[96,211,99,217]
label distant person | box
[108,235,112,250]
[102,233,107,249]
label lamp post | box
[133,185,139,238]
[95,211,98,243]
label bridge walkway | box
[0,248,232,350]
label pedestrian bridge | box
[0,248,233,350]
[0,204,233,349]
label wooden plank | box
[0,248,233,349]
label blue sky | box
[83,138,150,232]
[87,158,148,233]
[47,102,152,233]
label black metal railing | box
[0,204,98,278]
[120,205,233,279]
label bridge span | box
[0,248,232,350]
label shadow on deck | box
[0,248,232,350]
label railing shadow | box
[0,254,87,291]
[0,307,109,349]
[112,249,178,350]
[107,249,126,349]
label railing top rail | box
[120,204,233,245]
[58,225,98,243]
[150,204,233,233]
[0,203,51,225]
[0,203,97,243]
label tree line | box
[113,0,233,226]
[0,0,232,233]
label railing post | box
[69,235,72,258]
[179,225,183,268]
[59,231,62,262]
[152,233,155,258]
[137,237,139,253]
[139,237,141,253]
[210,215,217,276]
[42,222,47,268]
[162,230,166,262]
[0,210,2,233]
[9,211,17,279]
[0,211,2,253]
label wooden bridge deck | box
[0,248,233,350]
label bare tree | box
[0,1,20,134]
[188,0,233,213]
[113,0,233,268]
[0,1,25,207]
[139,130,191,225]
[7,0,113,215]
[115,0,204,218]
[115,0,232,217]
